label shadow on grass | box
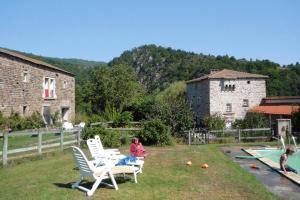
[53,177,133,190]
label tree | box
[234,112,269,129]
[291,108,300,132]
[203,113,225,130]
[79,64,145,114]
[148,81,195,136]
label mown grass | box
[0,144,280,200]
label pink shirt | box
[130,143,145,157]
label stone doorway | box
[61,107,70,122]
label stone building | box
[0,48,75,125]
[186,69,268,128]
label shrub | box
[25,111,45,129]
[74,113,90,124]
[89,114,105,124]
[0,111,45,131]
[50,111,61,126]
[137,119,172,146]
[0,111,4,126]
[233,112,269,129]
[203,113,225,130]
[82,127,122,147]
[120,133,131,145]
[112,111,133,128]
[102,131,122,148]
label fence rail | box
[90,121,142,129]
[187,128,272,145]
[0,127,82,166]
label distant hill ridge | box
[109,44,300,96]
[2,45,300,96]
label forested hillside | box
[110,45,300,96]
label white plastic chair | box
[95,135,145,173]
[71,146,118,196]
[89,136,144,174]
[94,135,120,154]
[86,138,125,166]
[63,121,74,130]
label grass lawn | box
[0,144,280,200]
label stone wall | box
[209,78,266,120]
[186,80,210,124]
[187,78,266,125]
[0,53,75,122]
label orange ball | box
[186,160,192,166]
[250,164,257,169]
[201,163,209,169]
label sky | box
[0,0,299,65]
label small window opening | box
[243,99,249,107]
[23,72,28,82]
[226,103,232,112]
[23,106,27,115]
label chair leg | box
[72,175,83,189]
[108,170,119,190]
[87,177,103,196]
[133,172,137,183]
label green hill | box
[110,44,300,96]
[5,45,300,103]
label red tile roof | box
[250,105,300,115]
[186,69,268,83]
[263,96,300,100]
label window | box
[224,84,235,91]
[243,99,249,107]
[23,72,28,82]
[63,80,67,89]
[23,106,27,115]
[43,77,56,98]
[226,103,232,112]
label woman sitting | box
[130,137,146,158]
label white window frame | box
[43,77,56,99]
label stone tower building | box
[0,48,75,124]
[186,69,268,128]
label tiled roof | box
[186,69,268,83]
[0,48,75,76]
[263,96,300,100]
[250,105,300,115]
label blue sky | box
[0,0,299,65]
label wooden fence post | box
[2,133,8,166]
[188,130,191,145]
[77,129,81,147]
[207,130,209,144]
[38,129,42,154]
[60,129,64,151]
